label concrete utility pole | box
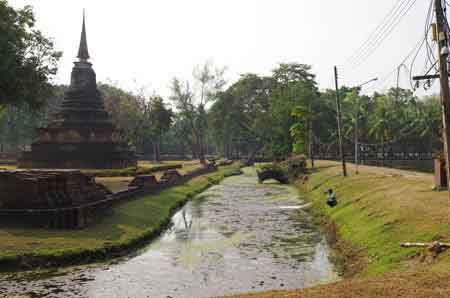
[309,102,315,168]
[434,0,450,196]
[334,66,347,177]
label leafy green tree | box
[169,78,202,159]
[409,95,441,142]
[149,96,173,162]
[100,83,144,149]
[290,105,310,154]
[209,73,272,159]
[270,63,317,158]
[0,1,61,110]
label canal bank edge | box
[217,161,450,298]
[296,169,366,278]
[0,164,243,271]
[296,160,450,277]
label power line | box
[424,0,437,68]
[355,32,426,92]
[347,0,414,69]
[343,0,408,66]
[342,0,418,71]
[360,0,434,93]
[409,0,436,90]
[346,0,419,72]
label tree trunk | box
[153,143,158,163]
[191,143,198,159]
[157,138,161,162]
[225,141,230,159]
[198,137,206,164]
[308,119,314,168]
[180,142,185,159]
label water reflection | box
[0,168,338,298]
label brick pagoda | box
[19,14,136,169]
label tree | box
[209,73,272,160]
[193,61,226,161]
[0,1,61,110]
[170,61,226,164]
[100,83,143,149]
[270,63,317,158]
[209,63,318,161]
[169,78,202,160]
[100,83,171,158]
[149,96,173,162]
[193,61,226,106]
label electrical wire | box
[409,0,436,90]
[361,0,433,93]
[343,0,419,72]
[360,33,426,92]
[343,0,408,67]
[347,0,419,72]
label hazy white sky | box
[10,0,436,97]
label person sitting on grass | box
[326,189,337,207]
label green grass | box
[299,161,450,277]
[0,164,240,270]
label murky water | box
[0,168,338,298]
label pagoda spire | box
[77,9,90,61]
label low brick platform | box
[0,170,110,209]
[0,165,218,229]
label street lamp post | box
[354,77,378,174]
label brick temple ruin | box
[0,165,217,229]
[0,169,112,229]
[19,13,136,169]
[0,170,109,210]
[0,14,219,230]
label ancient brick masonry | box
[0,170,112,229]
[0,165,218,229]
[0,170,109,209]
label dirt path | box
[223,271,450,298]
[347,162,433,182]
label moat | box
[0,168,338,298]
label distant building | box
[19,13,136,169]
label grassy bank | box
[298,160,450,276]
[227,160,450,298]
[0,164,241,270]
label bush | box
[281,155,307,179]
[256,155,306,184]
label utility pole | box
[353,77,377,175]
[334,66,347,177]
[309,122,315,168]
[355,103,359,174]
[309,101,315,168]
[435,0,450,196]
